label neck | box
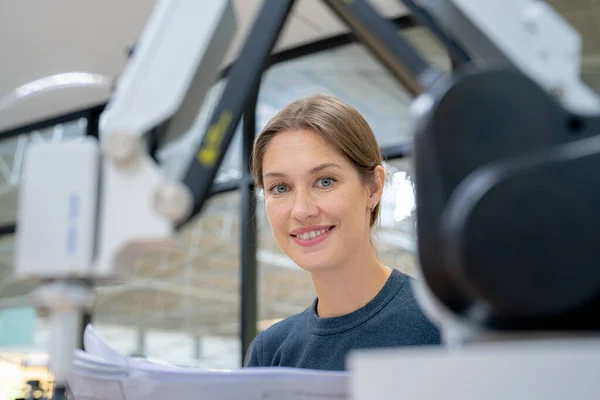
[311,247,392,318]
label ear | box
[367,165,385,209]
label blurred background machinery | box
[0,0,598,392]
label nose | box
[290,189,319,221]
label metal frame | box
[0,1,460,364]
[321,0,443,96]
[398,0,470,64]
[241,82,260,366]
[0,103,106,141]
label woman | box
[247,94,440,371]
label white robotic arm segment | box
[15,138,100,280]
[452,0,600,114]
[92,0,236,279]
[417,0,600,115]
[99,0,235,147]
[92,153,185,279]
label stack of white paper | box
[68,325,350,400]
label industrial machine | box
[10,0,600,398]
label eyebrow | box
[263,162,342,179]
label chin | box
[291,252,339,273]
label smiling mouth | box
[291,226,335,240]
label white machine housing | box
[95,0,236,279]
[350,337,600,400]
[418,0,600,114]
[14,138,100,280]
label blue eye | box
[317,177,336,188]
[270,184,288,194]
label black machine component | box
[414,64,600,330]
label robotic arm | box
[410,0,600,339]
[418,0,600,114]
[95,0,237,278]
[14,0,238,391]
[12,0,600,394]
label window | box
[258,26,452,146]
[93,191,243,368]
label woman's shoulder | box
[246,307,312,367]
[259,308,309,343]
[385,269,442,345]
[386,269,426,310]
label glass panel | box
[0,304,52,399]
[0,235,41,310]
[258,26,452,147]
[92,191,241,368]
[0,235,18,298]
[373,157,418,277]
[402,26,454,73]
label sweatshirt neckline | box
[306,269,407,335]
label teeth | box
[297,228,329,240]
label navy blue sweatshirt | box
[247,269,440,371]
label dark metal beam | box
[0,224,15,236]
[322,0,443,96]
[78,313,92,350]
[240,81,260,367]
[381,143,412,160]
[265,15,416,68]
[0,103,106,141]
[217,15,416,80]
[398,0,471,64]
[209,179,242,197]
[180,0,297,226]
[79,106,104,349]
[85,106,103,138]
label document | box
[67,325,350,400]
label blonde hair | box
[251,93,383,227]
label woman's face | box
[261,129,382,273]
